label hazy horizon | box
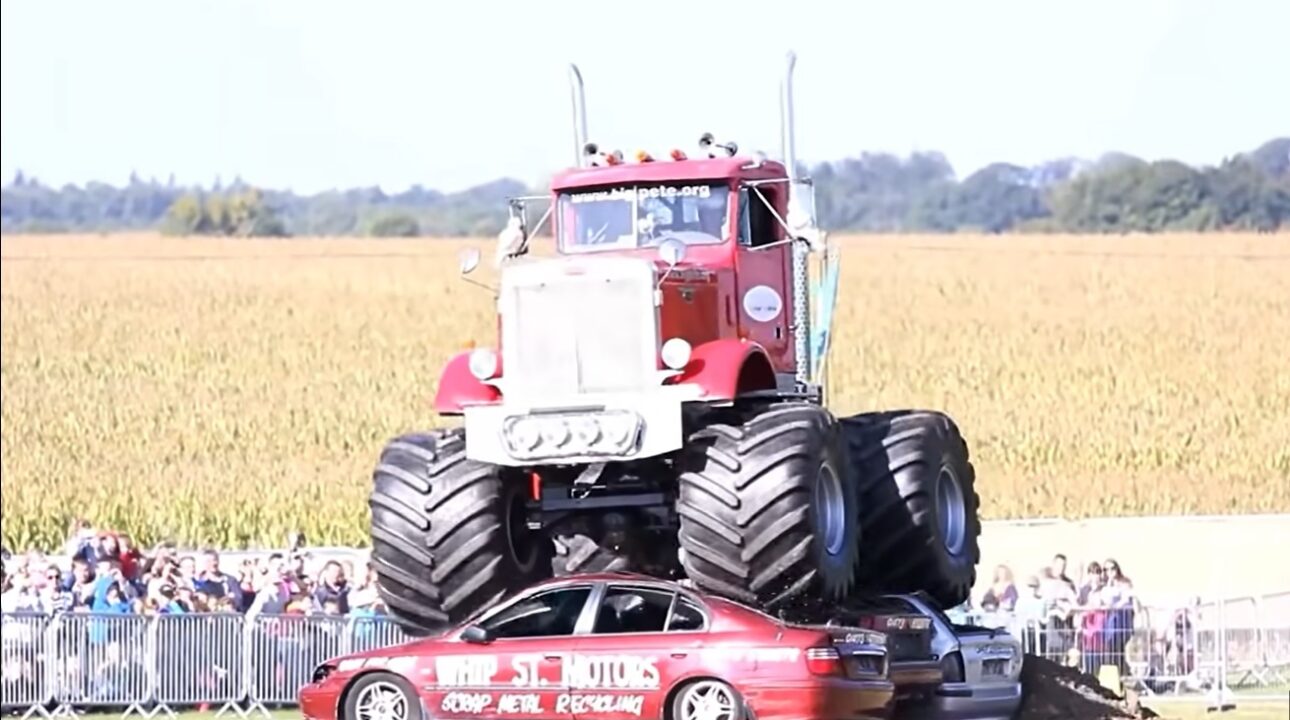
[3,0,1287,194]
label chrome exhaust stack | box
[780,51,799,183]
[780,50,812,391]
[569,64,589,168]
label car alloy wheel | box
[353,680,410,720]
[676,679,741,720]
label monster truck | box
[366,52,981,635]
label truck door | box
[734,184,794,377]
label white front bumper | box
[462,385,703,466]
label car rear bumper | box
[902,681,1023,720]
[740,677,897,720]
[888,660,945,701]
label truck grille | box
[504,269,656,397]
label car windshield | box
[557,182,731,252]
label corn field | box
[2,232,1288,552]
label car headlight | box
[468,348,499,380]
[311,662,336,684]
[501,411,642,460]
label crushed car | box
[815,595,945,704]
[893,592,1024,720]
[300,572,897,720]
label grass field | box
[2,232,1288,552]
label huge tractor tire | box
[675,402,860,611]
[367,430,546,635]
[841,410,981,609]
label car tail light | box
[940,651,964,683]
[805,647,844,676]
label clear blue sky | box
[2,0,1286,194]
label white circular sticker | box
[742,285,783,323]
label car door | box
[567,583,709,720]
[429,583,595,720]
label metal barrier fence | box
[952,593,1290,702]
[1,612,414,718]
[2,597,1287,718]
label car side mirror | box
[460,624,492,644]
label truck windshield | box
[557,183,731,252]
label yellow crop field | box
[2,232,1288,552]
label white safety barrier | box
[0,612,416,718]
[1,596,1286,717]
[950,593,1290,702]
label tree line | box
[2,138,1286,237]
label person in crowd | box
[1078,561,1103,605]
[247,554,296,616]
[1078,562,1110,674]
[196,549,245,610]
[92,578,136,615]
[1101,558,1136,672]
[35,567,74,614]
[91,560,139,611]
[348,563,386,617]
[177,555,198,589]
[1167,597,1197,678]
[140,580,180,614]
[312,561,350,614]
[980,564,1018,613]
[1014,574,1047,653]
[1050,553,1077,594]
[1040,561,1079,661]
[115,534,143,582]
[235,559,258,611]
[59,558,97,609]
[0,572,41,613]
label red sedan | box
[300,572,895,720]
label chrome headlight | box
[468,348,499,380]
[501,410,642,460]
[660,337,692,370]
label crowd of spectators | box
[0,521,387,619]
[956,553,1196,679]
[1,526,1204,681]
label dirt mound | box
[1017,654,1158,720]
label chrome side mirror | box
[658,237,687,268]
[458,247,481,276]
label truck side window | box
[738,189,753,246]
[745,186,779,248]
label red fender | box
[433,350,502,414]
[666,338,776,400]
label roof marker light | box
[635,150,654,163]
[670,149,687,161]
